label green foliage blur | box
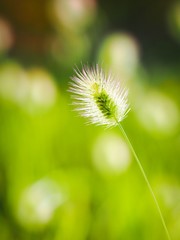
[0,0,180,239]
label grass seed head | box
[69,65,130,127]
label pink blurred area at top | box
[0,17,14,53]
[0,0,97,59]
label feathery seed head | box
[69,65,130,127]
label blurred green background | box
[0,0,180,239]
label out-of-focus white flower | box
[98,33,140,81]
[0,64,58,113]
[0,62,29,104]
[92,133,131,174]
[28,68,57,108]
[69,65,130,127]
[136,90,179,136]
[51,0,96,31]
[17,179,65,228]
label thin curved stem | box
[117,123,171,240]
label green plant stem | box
[117,123,171,240]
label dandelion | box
[69,64,171,240]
